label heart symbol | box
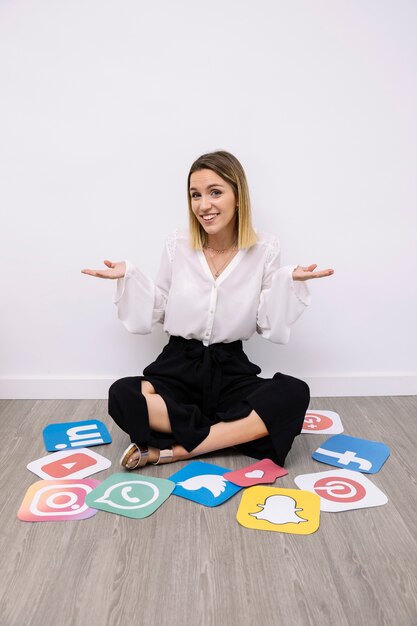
[244,470,265,478]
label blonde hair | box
[187,150,257,250]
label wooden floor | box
[0,396,416,626]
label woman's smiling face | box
[189,169,237,238]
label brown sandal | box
[120,444,174,470]
[119,443,157,469]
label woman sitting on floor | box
[82,150,333,469]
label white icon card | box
[294,469,388,512]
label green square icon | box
[85,473,175,519]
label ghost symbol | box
[250,495,307,525]
[177,474,227,497]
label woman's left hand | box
[292,264,334,281]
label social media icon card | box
[294,469,388,512]
[225,459,288,487]
[18,479,100,522]
[312,434,390,473]
[27,448,111,480]
[85,473,175,519]
[169,461,242,507]
[237,486,320,535]
[302,410,344,434]
[43,420,112,452]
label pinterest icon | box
[313,476,366,503]
[294,469,388,512]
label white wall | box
[1,0,416,398]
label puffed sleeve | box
[256,239,311,343]
[113,236,173,334]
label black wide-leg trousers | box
[108,335,309,466]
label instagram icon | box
[18,479,100,522]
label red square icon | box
[41,453,97,478]
[226,459,288,487]
[27,448,111,480]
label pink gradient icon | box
[18,479,100,522]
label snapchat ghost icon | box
[236,487,320,535]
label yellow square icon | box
[236,486,320,535]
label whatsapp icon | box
[85,473,175,519]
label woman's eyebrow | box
[189,183,225,191]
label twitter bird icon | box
[169,461,242,507]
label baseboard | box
[303,376,417,397]
[0,376,416,399]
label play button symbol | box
[41,453,97,477]
[27,448,111,479]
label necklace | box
[204,241,237,256]
[204,244,237,278]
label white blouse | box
[113,229,311,345]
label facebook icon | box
[312,434,390,474]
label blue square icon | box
[168,461,242,507]
[43,420,112,452]
[312,434,390,473]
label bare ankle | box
[173,443,197,462]
[172,444,188,462]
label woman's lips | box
[201,213,219,223]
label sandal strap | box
[152,448,174,465]
[120,443,149,469]
[121,444,174,469]
[131,446,149,468]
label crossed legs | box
[123,380,269,468]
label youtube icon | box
[27,448,111,479]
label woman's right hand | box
[81,260,126,279]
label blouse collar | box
[197,248,247,286]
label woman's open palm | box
[81,260,126,279]
[292,264,334,281]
